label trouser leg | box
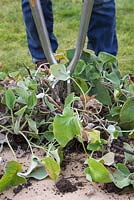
[21,0,58,63]
[87,0,118,56]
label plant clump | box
[0,49,134,192]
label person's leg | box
[87,0,118,56]
[21,0,58,63]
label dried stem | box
[45,94,63,112]
[24,64,33,79]
[42,78,62,105]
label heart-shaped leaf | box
[90,80,112,106]
[85,157,112,183]
[0,161,26,192]
[53,108,81,147]
[50,64,70,81]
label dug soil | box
[1,143,134,200]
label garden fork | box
[29,0,94,92]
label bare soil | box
[1,146,134,200]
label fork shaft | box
[29,0,57,65]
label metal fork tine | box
[67,0,94,74]
[29,0,94,93]
[29,0,57,65]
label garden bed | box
[1,51,134,198]
[1,147,134,200]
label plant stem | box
[71,77,87,110]
[19,131,34,155]
[42,78,62,105]
[20,119,28,131]
[0,125,13,134]
[6,133,17,161]
[82,140,88,158]
[11,109,15,128]
[31,142,48,153]
[0,116,11,121]
[78,135,88,158]
[24,64,33,79]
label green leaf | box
[67,49,97,64]
[73,78,89,93]
[18,156,48,180]
[73,60,86,76]
[0,161,26,192]
[43,131,54,142]
[16,87,29,104]
[112,163,131,189]
[28,118,38,134]
[124,143,134,163]
[14,105,27,116]
[107,106,121,122]
[27,92,37,109]
[87,140,104,152]
[119,98,134,129]
[85,157,112,183]
[66,49,75,61]
[110,106,121,117]
[50,64,70,81]
[42,157,60,181]
[104,70,120,87]
[116,163,130,176]
[98,52,117,65]
[64,93,79,108]
[5,89,16,110]
[90,80,112,106]
[53,108,81,147]
[17,81,28,90]
[120,97,134,122]
[113,175,130,189]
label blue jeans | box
[22,0,118,63]
[87,0,118,56]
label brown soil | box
[1,146,134,200]
[55,178,77,194]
